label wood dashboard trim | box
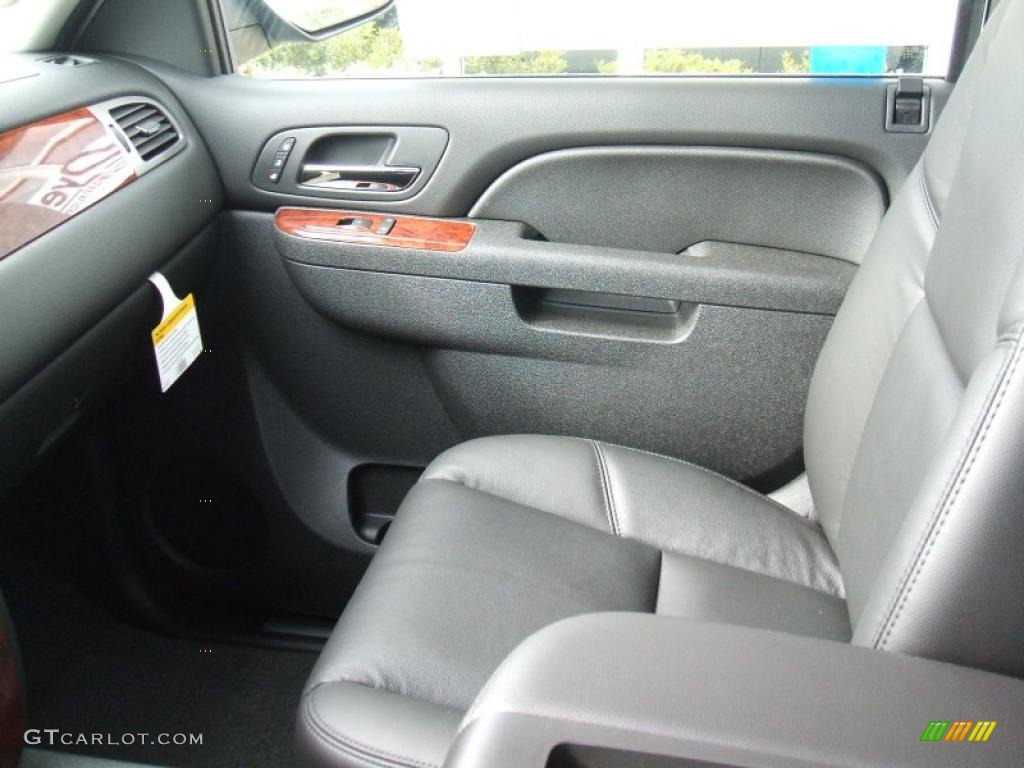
[0,106,136,260]
[274,208,475,253]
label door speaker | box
[145,456,269,573]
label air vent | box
[110,101,180,162]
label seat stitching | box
[874,335,1022,648]
[435,473,840,593]
[591,438,804,521]
[425,453,838,592]
[316,676,454,714]
[870,334,1014,645]
[431,438,801,523]
[918,170,939,231]
[422,476,618,538]
[303,724,412,768]
[588,442,843,592]
[591,439,620,535]
[306,694,436,768]
[303,691,439,768]
[997,318,1024,343]
[867,333,1011,645]
[659,544,845,597]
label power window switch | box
[376,217,396,235]
[268,169,281,183]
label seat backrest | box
[803,0,1024,676]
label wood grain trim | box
[275,208,475,252]
[0,107,136,260]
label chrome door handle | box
[298,163,421,192]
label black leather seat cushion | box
[298,435,849,768]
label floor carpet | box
[1,548,317,768]
[0,447,319,768]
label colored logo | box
[921,721,997,742]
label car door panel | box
[154,69,948,214]
[275,216,854,314]
[470,146,886,261]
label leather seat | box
[300,437,850,767]
[298,1,1024,766]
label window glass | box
[238,0,962,79]
[261,0,387,33]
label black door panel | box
[285,263,833,482]
[154,66,948,214]
[470,146,884,262]
[276,219,854,314]
[264,138,879,485]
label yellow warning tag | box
[149,273,203,393]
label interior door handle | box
[299,163,421,192]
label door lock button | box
[267,137,296,182]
